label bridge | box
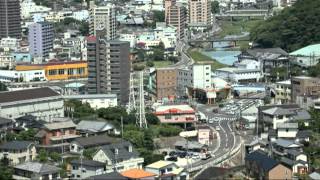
[188,37,250,48]
[215,9,270,20]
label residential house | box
[145,160,189,179]
[35,120,80,150]
[14,115,45,131]
[245,139,268,154]
[245,150,292,179]
[76,120,117,136]
[272,138,302,157]
[280,149,308,175]
[93,141,144,173]
[70,135,119,154]
[0,141,37,165]
[70,159,105,179]
[13,162,60,180]
[0,117,13,139]
[121,168,157,180]
[237,48,289,80]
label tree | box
[0,158,12,180]
[83,148,97,159]
[49,152,61,162]
[153,11,165,22]
[152,48,165,61]
[146,113,160,125]
[38,149,48,162]
[168,56,178,63]
[211,1,220,14]
[65,100,95,118]
[250,0,320,52]
[0,82,7,91]
[146,61,154,67]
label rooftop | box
[89,172,127,180]
[70,160,105,167]
[262,107,294,116]
[245,150,278,172]
[121,169,156,179]
[0,141,33,150]
[73,135,119,148]
[0,87,60,104]
[99,141,139,161]
[14,162,60,175]
[290,44,320,57]
[76,120,114,133]
[0,117,13,125]
[44,120,76,130]
[155,105,195,115]
[146,160,174,169]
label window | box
[73,166,78,170]
[58,69,64,75]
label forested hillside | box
[250,0,320,52]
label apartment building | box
[0,0,22,39]
[188,0,212,28]
[274,80,291,104]
[165,0,186,40]
[291,76,320,103]
[89,4,116,40]
[28,22,54,58]
[87,36,130,104]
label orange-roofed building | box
[121,169,156,180]
[15,61,87,81]
[154,104,197,124]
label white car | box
[215,126,221,131]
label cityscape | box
[0,0,320,179]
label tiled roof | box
[0,141,33,150]
[44,120,76,130]
[99,141,139,161]
[245,150,278,172]
[88,172,127,180]
[14,162,60,174]
[73,135,119,148]
[0,117,13,125]
[121,169,156,179]
[70,160,105,167]
[76,120,114,133]
[262,107,294,116]
[0,87,60,104]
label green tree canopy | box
[211,1,220,14]
[250,0,320,52]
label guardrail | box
[189,137,242,177]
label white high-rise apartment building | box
[89,4,116,40]
[188,0,212,26]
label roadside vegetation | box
[187,48,227,70]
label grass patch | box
[217,19,262,38]
[187,48,227,70]
[153,61,173,68]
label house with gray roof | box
[0,117,13,138]
[13,162,60,180]
[93,140,144,173]
[245,150,292,179]
[70,135,120,154]
[0,141,37,165]
[70,159,105,179]
[272,138,302,156]
[76,120,117,136]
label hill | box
[250,0,320,52]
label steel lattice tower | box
[136,71,147,128]
[128,72,136,113]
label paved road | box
[189,104,238,168]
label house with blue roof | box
[290,44,320,67]
[245,150,292,179]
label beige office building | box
[165,0,186,40]
[89,4,116,40]
[188,0,212,27]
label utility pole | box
[121,116,124,138]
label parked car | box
[166,156,178,161]
[200,153,212,160]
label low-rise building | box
[245,150,292,179]
[0,141,37,166]
[154,104,197,124]
[70,159,105,179]
[15,61,88,81]
[0,69,46,82]
[13,162,60,180]
[93,141,144,173]
[121,168,157,179]
[198,126,212,145]
[70,135,119,154]
[76,120,117,136]
[290,44,320,67]
[64,94,117,110]
[35,120,80,148]
[274,80,291,104]
[0,87,64,121]
[145,160,189,179]
[215,67,261,83]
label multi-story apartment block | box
[274,80,291,104]
[165,0,186,40]
[0,0,22,39]
[89,5,116,40]
[188,0,212,28]
[87,36,130,104]
[155,67,177,100]
[28,22,54,58]
[291,76,320,102]
[192,63,212,89]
